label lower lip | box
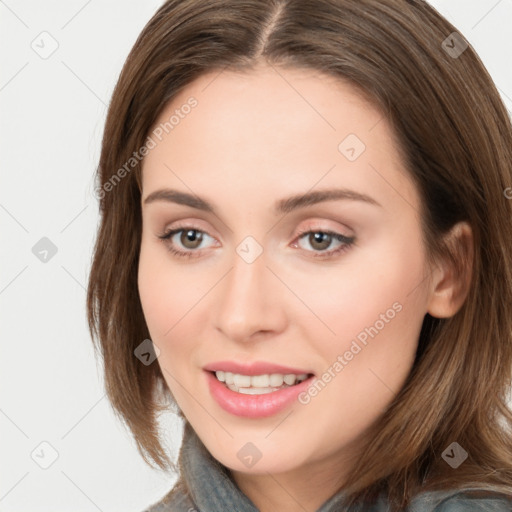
[205,371,315,418]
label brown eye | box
[294,229,355,259]
[157,226,217,259]
[179,229,203,249]
[307,232,332,251]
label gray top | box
[142,423,512,512]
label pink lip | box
[205,371,316,418]
[203,360,313,376]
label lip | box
[205,370,316,418]
[203,360,314,376]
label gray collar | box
[147,422,510,512]
[176,422,377,512]
[180,422,260,512]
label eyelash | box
[156,224,355,260]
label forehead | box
[148,64,382,144]
[141,64,417,215]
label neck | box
[230,449,355,512]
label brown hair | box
[86,0,512,509]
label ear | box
[426,221,473,319]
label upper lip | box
[203,360,314,376]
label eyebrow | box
[142,187,382,214]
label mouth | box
[207,370,314,395]
[205,369,317,418]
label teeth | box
[237,387,275,395]
[214,371,309,389]
[269,374,283,387]
[233,374,251,388]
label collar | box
[160,422,504,512]
[177,422,366,512]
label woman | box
[87,1,512,510]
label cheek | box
[299,233,428,365]
[137,241,216,388]
[138,245,171,336]
[295,243,427,438]
[138,241,202,336]
[138,247,187,356]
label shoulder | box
[410,488,512,512]
[433,490,512,512]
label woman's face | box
[138,64,434,479]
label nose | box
[213,245,287,343]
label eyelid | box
[160,218,350,238]
[291,218,354,239]
[160,220,218,240]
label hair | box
[86,0,512,510]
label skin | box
[138,62,472,512]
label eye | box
[157,224,356,260]
[157,225,216,259]
[292,228,355,259]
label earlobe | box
[426,221,473,319]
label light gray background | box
[1,1,511,511]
